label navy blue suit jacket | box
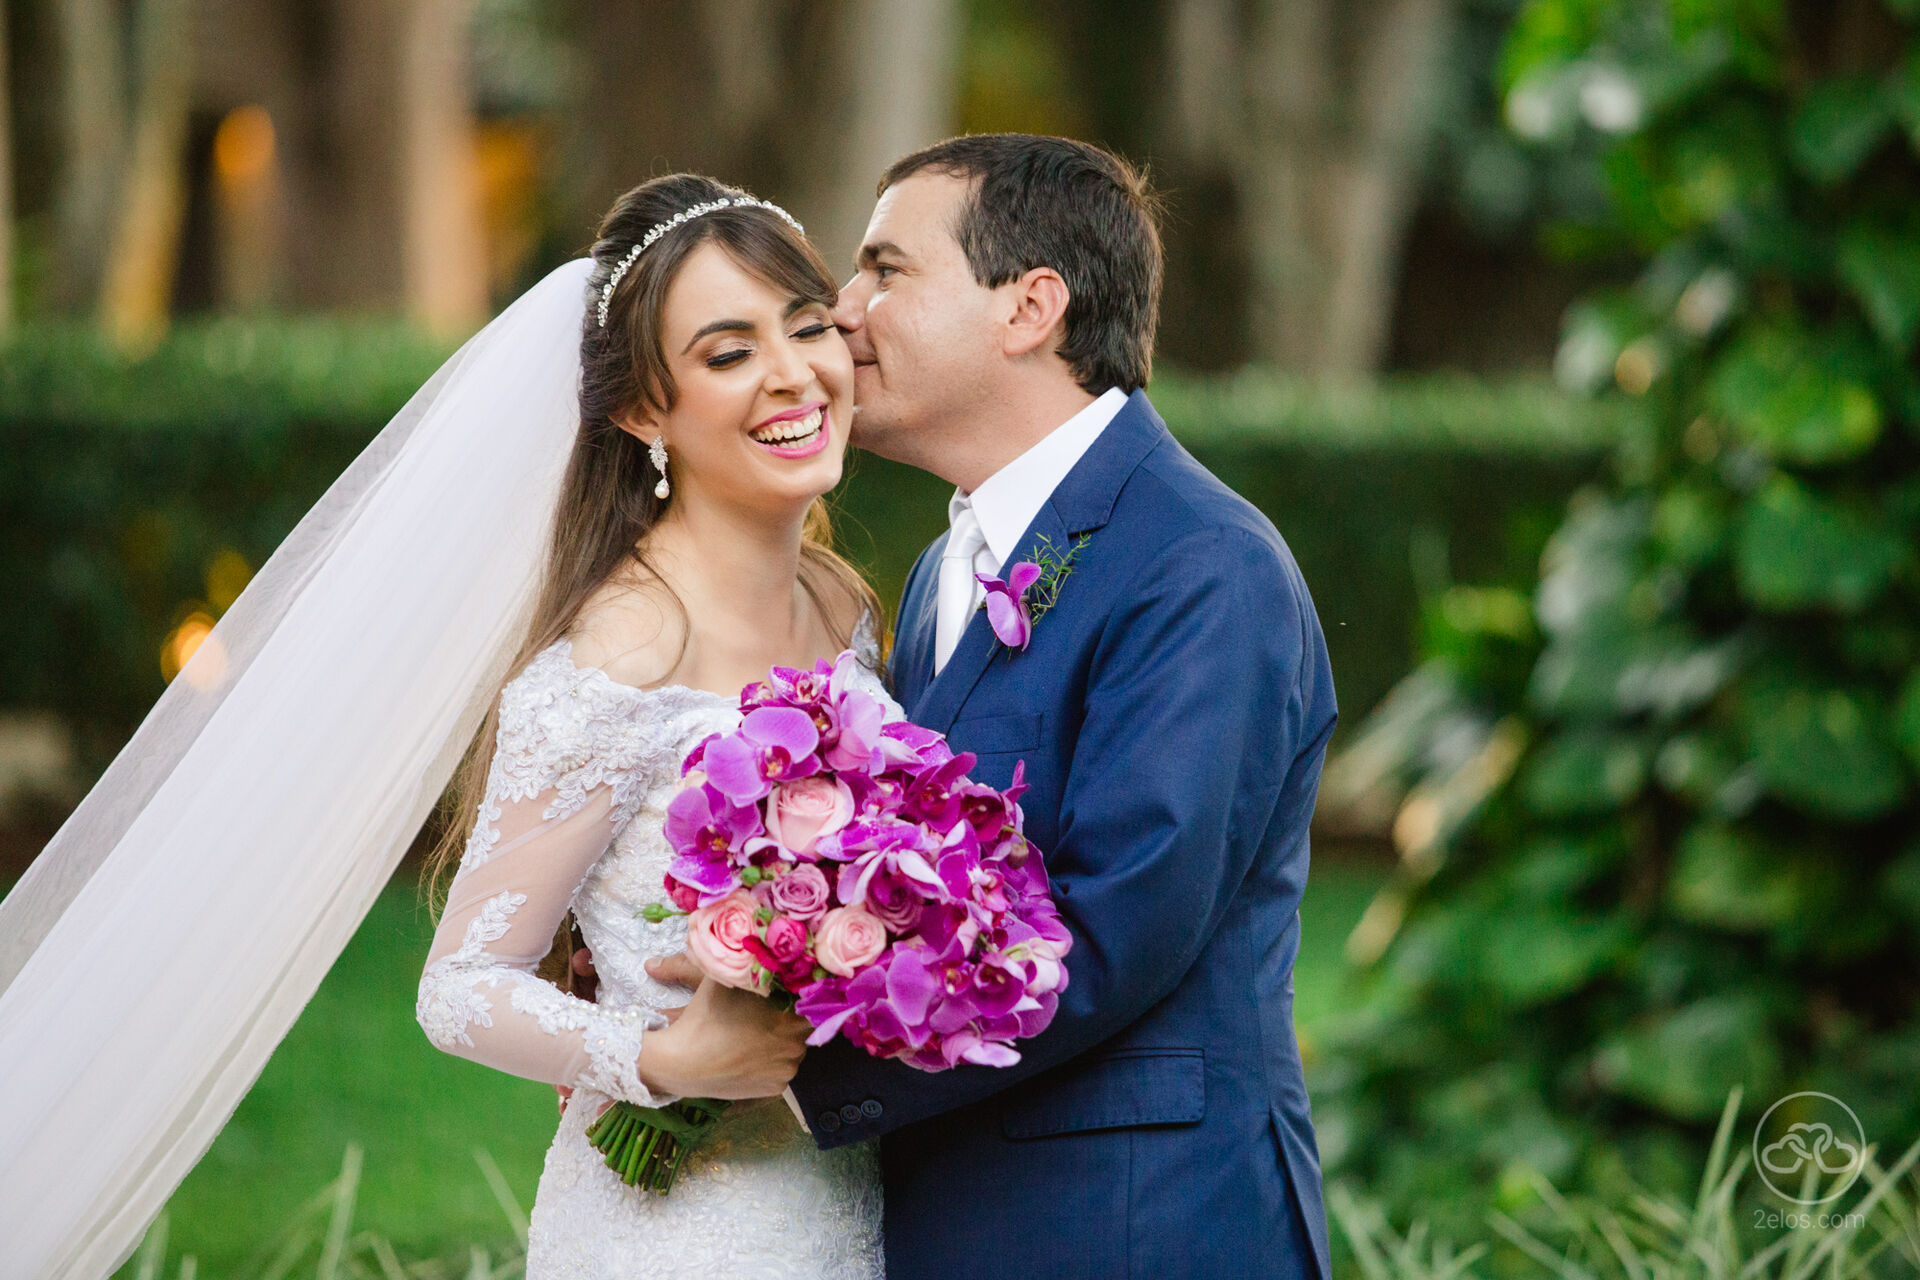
[790,391,1338,1280]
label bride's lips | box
[749,401,831,460]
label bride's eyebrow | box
[680,300,815,354]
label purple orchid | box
[701,706,821,804]
[975,561,1043,650]
[903,752,979,832]
[663,783,759,902]
[878,720,953,771]
[821,659,887,772]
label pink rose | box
[768,862,830,922]
[742,914,817,987]
[813,905,887,978]
[764,775,854,857]
[663,873,700,913]
[685,890,760,990]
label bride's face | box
[627,241,853,516]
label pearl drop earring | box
[648,436,670,499]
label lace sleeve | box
[415,644,675,1105]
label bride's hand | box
[636,977,810,1100]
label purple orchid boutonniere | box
[974,532,1091,654]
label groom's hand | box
[643,952,703,988]
[637,976,809,1099]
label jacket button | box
[839,1103,863,1125]
[818,1111,842,1133]
[860,1098,883,1119]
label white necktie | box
[933,501,988,674]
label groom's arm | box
[789,523,1333,1146]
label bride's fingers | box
[571,949,597,978]
[644,951,704,988]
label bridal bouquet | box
[586,649,1071,1193]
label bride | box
[414,176,890,1276]
[0,175,888,1278]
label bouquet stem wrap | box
[584,1098,728,1195]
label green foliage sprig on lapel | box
[1018,532,1092,630]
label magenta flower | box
[975,561,1043,650]
[742,915,816,987]
[702,706,822,804]
[904,753,978,832]
[822,663,886,773]
[878,720,953,771]
[663,784,759,902]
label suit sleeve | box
[790,524,1326,1143]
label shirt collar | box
[949,386,1129,573]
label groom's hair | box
[881,134,1163,396]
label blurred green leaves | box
[1733,476,1908,611]
[1708,328,1882,464]
[1788,75,1894,184]
[1319,0,1920,1237]
[1738,670,1908,819]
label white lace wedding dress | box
[414,622,892,1279]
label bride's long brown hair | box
[421,175,884,946]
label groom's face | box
[834,172,1003,460]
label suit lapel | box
[908,390,1169,733]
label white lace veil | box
[0,257,597,1277]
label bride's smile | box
[750,402,830,456]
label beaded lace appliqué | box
[459,640,693,877]
[416,889,526,1050]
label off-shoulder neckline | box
[536,637,737,704]
[535,620,881,707]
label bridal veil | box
[0,258,596,1277]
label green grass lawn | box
[108,855,1386,1275]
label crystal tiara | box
[595,197,805,327]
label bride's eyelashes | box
[701,322,834,371]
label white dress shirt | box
[932,386,1128,672]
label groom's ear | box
[999,266,1072,361]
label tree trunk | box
[97,0,194,352]
[399,0,487,337]
[796,0,961,274]
[48,0,127,312]
[563,0,781,240]
[0,0,15,334]
[1167,0,1455,377]
[560,0,955,270]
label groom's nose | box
[833,276,870,332]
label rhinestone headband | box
[595,197,805,327]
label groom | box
[650,134,1338,1278]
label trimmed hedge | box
[0,320,1623,769]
